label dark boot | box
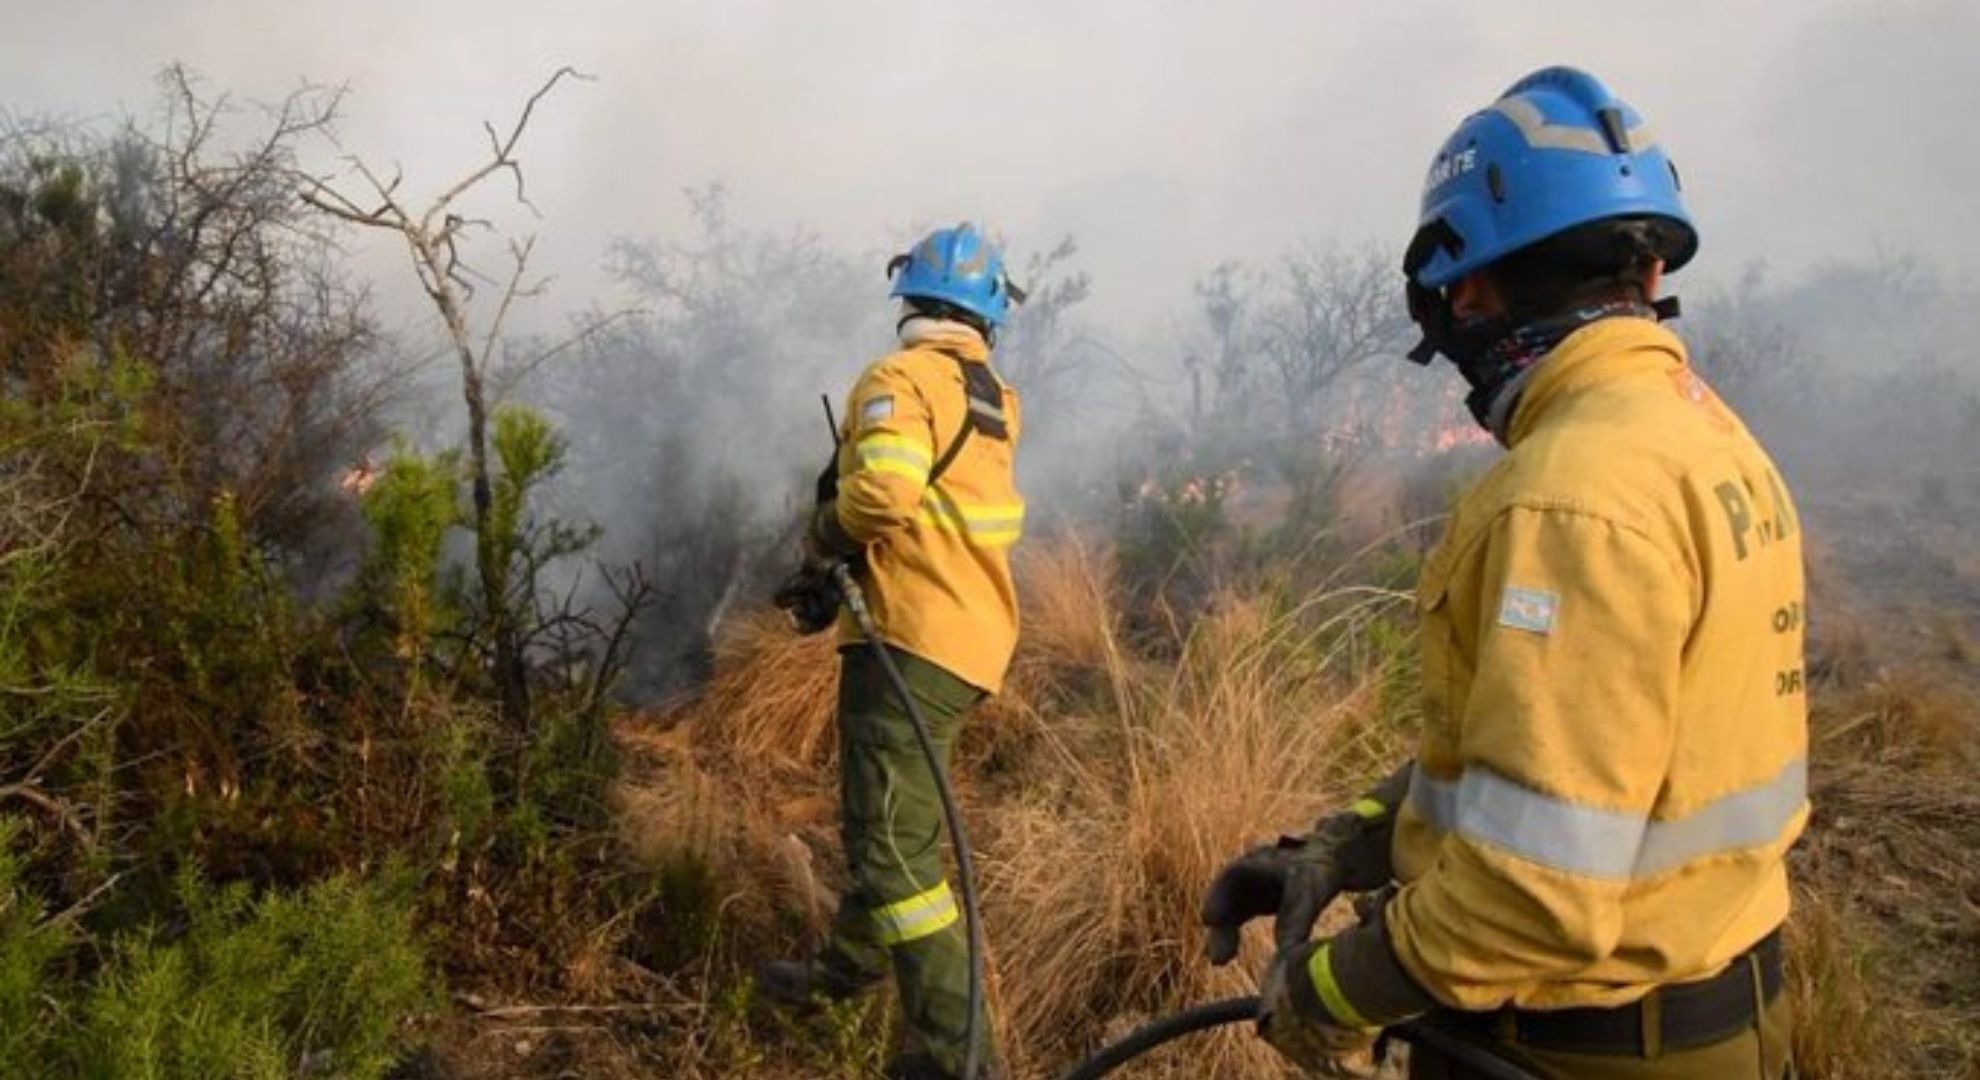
[753,955,878,1008]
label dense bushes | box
[0,73,652,1077]
[0,854,435,1080]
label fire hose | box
[825,553,1533,1080]
[1057,995,1541,1080]
[831,562,988,1080]
[830,561,1537,1080]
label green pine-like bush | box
[89,873,433,1080]
[2,819,435,1079]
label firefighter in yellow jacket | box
[762,223,1024,1080]
[1202,68,1805,1078]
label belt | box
[1433,929,1784,1057]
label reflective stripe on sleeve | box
[1408,758,1807,879]
[872,881,960,945]
[1632,758,1808,875]
[918,488,1025,547]
[1305,942,1377,1030]
[855,433,934,484]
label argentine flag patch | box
[1497,586,1559,635]
[861,395,895,428]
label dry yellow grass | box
[985,556,1410,1076]
[1782,886,1893,1079]
[596,530,1977,1079]
[1788,647,1980,1079]
[1810,668,1979,773]
[689,615,843,777]
[610,536,1416,1078]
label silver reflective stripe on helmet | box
[1409,758,1807,879]
[1492,97,1657,155]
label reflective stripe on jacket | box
[833,326,1024,692]
[1386,316,1808,1012]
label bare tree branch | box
[421,65,590,231]
[42,871,126,931]
[292,68,591,733]
[478,236,540,365]
[0,783,95,851]
[493,305,645,398]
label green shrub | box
[0,819,435,1080]
[74,869,437,1080]
[0,820,72,1076]
[1113,460,1239,646]
[628,851,722,974]
[359,444,464,661]
[0,84,654,1075]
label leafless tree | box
[1187,261,1256,433]
[995,234,1094,419]
[1255,244,1410,436]
[298,67,590,731]
[1,66,402,585]
[536,187,880,696]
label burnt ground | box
[1793,490,1980,1076]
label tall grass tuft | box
[621,529,1979,1077]
[624,536,1418,1076]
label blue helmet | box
[887,222,1018,327]
[1406,66,1697,290]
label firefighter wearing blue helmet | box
[1396,66,1699,443]
[763,222,1025,1080]
[1203,68,1804,1078]
[887,222,1020,329]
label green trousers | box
[821,645,989,1073]
[1408,987,1793,1080]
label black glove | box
[1201,764,1412,964]
[773,565,841,635]
[776,497,869,636]
[1200,835,1304,965]
[806,499,863,564]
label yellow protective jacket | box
[1333,317,1808,1019]
[828,326,1025,693]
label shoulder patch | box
[860,395,895,427]
[1669,367,1735,432]
[1497,585,1559,635]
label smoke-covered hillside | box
[3,9,1979,1077]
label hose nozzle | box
[830,563,879,636]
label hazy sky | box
[5,1,1978,328]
